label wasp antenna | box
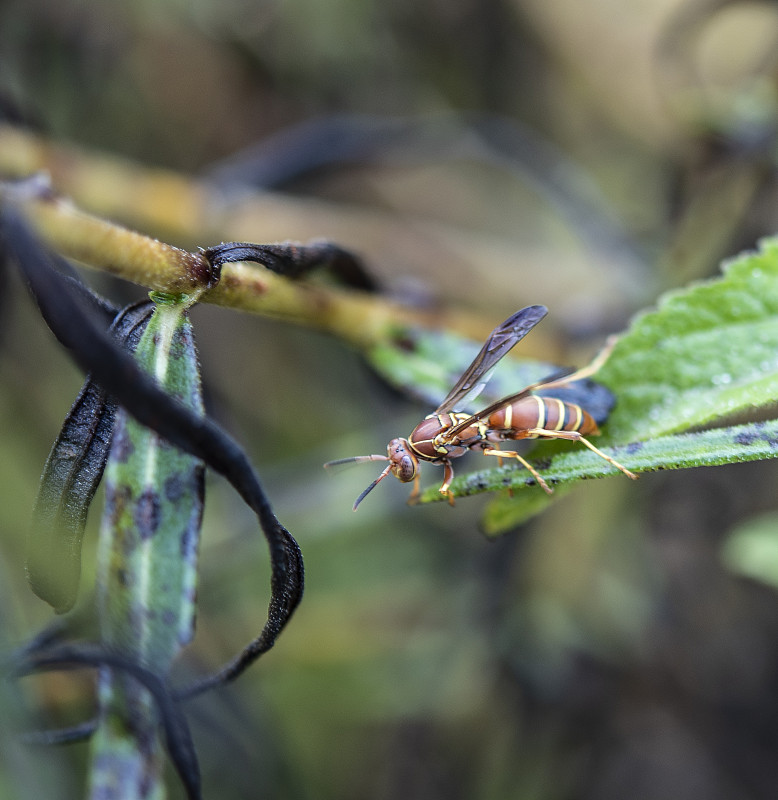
[324,454,388,469]
[353,465,393,511]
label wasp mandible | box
[326,305,638,510]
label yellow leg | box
[486,444,513,496]
[438,461,456,506]
[483,448,553,495]
[524,428,638,480]
[488,442,505,467]
[407,473,422,505]
[540,335,618,390]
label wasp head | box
[346,438,418,510]
[386,438,418,483]
[325,438,420,510]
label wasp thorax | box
[408,416,448,459]
[387,438,417,482]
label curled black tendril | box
[0,208,304,692]
[204,239,378,291]
[20,718,97,746]
[29,299,155,612]
[10,643,201,800]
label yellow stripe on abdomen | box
[533,395,546,429]
[567,403,583,432]
[503,404,513,429]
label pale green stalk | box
[88,293,204,800]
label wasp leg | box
[482,447,553,495]
[485,443,513,496]
[488,442,505,467]
[540,335,618,390]
[525,428,638,480]
[438,461,456,506]
[407,472,422,505]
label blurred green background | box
[3,0,778,798]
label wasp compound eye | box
[393,454,416,482]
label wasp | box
[326,305,638,510]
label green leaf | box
[370,237,778,529]
[595,237,778,445]
[450,418,778,534]
[469,237,778,531]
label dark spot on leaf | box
[121,526,138,558]
[162,609,177,626]
[105,484,132,526]
[111,427,134,463]
[181,524,199,563]
[135,489,161,539]
[735,430,761,445]
[625,441,644,454]
[103,483,116,514]
[116,568,130,588]
[169,338,184,361]
[165,474,185,503]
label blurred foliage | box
[722,511,778,589]
[4,0,778,799]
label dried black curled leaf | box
[11,642,201,800]
[29,300,155,613]
[205,239,378,291]
[0,208,304,693]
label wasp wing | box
[440,367,574,442]
[434,305,548,414]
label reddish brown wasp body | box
[326,305,637,510]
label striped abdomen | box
[407,396,600,463]
[488,395,599,440]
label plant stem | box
[89,294,204,800]
[0,161,548,357]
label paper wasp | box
[326,305,637,510]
